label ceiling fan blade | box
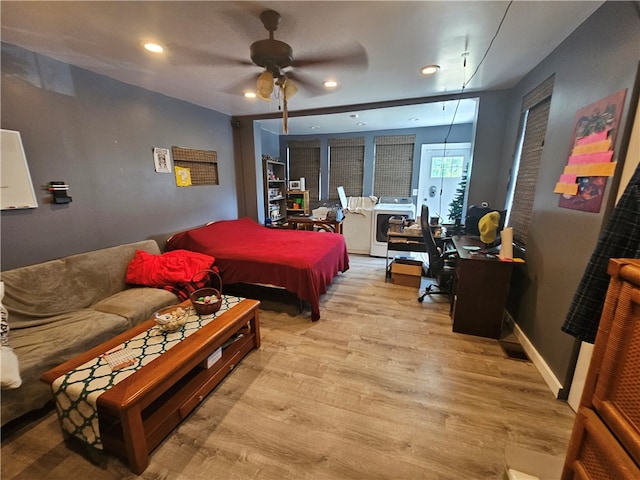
[292,42,368,70]
[286,71,330,97]
[166,43,252,68]
[217,2,272,43]
[220,73,262,96]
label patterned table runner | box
[51,295,245,450]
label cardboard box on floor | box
[390,261,422,288]
[502,444,564,480]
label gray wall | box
[497,1,640,393]
[1,43,238,270]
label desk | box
[286,216,343,234]
[450,236,514,339]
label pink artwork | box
[557,89,627,213]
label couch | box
[1,240,181,426]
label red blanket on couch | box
[125,249,218,300]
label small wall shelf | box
[286,190,310,216]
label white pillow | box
[1,281,22,389]
[1,346,22,389]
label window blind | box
[373,135,415,197]
[288,139,320,201]
[328,137,365,199]
[509,75,554,245]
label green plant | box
[448,165,468,225]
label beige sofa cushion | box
[2,309,131,424]
[92,287,179,328]
[2,240,161,328]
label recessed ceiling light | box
[409,117,419,122]
[420,64,440,75]
[244,92,257,99]
[310,125,320,130]
[323,80,338,88]
[143,42,164,54]
[356,122,367,126]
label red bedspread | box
[165,218,349,320]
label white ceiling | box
[1,1,603,134]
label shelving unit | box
[263,155,287,224]
[286,190,310,216]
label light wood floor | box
[1,254,575,479]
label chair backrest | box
[465,206,507,236]
[420,205,445,274]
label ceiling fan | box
[242,9,368,133]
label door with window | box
[417,143,471,224]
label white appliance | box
[312,187,377,254]
[339,187,377,255]
[370,197,416,257]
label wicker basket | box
[189,269,222,315]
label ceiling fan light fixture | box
[256,70,274,101]
[420,64,440,75]
[282,79,298,99]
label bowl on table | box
[154,305,190,332]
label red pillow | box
[126,249,215,286]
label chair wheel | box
[418,296,424,303]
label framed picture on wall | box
[153,147,172,173]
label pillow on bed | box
[126,249,216,287]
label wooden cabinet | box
[286,190,310,216]
[263,156,287,224]
[562,258,640,479]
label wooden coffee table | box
[41,298,260,474]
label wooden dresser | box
[562,258,640,479]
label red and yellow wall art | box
[556,89,627,213]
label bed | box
[165,217,349,321]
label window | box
[507,75,555,246]
[328,137,364,200]
[373,135,415,197]
[430,156,464,178]
[287,139,320,201]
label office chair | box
[464,206,507,237]
[417,205,457,302]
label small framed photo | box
[153,147,172,173]
[289,180,302,190]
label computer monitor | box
[337,186,348,210]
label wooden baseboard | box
[508,315,563,398]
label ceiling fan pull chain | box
[283,92,289,135]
